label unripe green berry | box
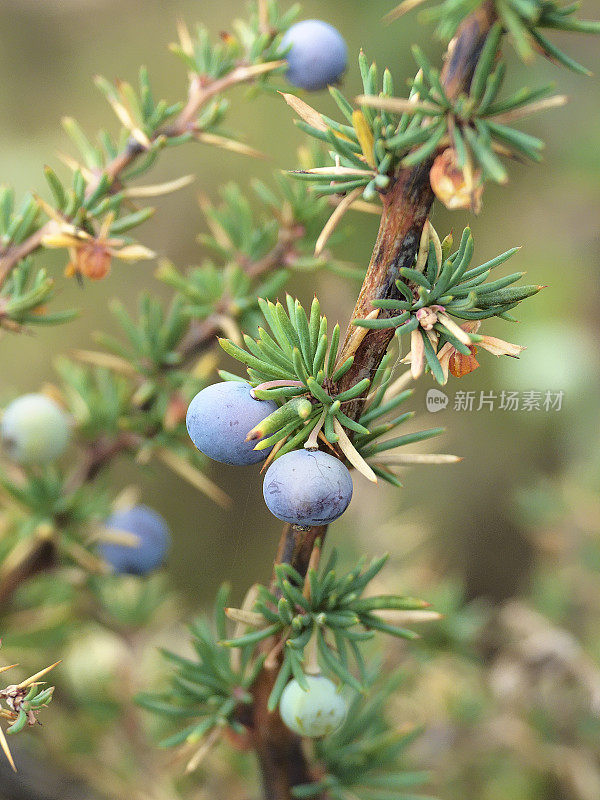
[1,393,71,465]
[279,674,348,738]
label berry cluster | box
[186,381,354,527]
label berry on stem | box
[98,505,170,575]
[186,381,278,466]
[263,448,353,526]
[280,20,347,91]
[279,674,348,738]
[1,393,71,465]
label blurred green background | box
[0,0,598,611]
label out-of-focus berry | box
[280,20,347,91]
[1,393,71,465]
[279,674,348,737]
[98,505,170,575]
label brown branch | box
[248,5,498,799]
[336,0,497,424]
[250,524,329,800]
[0,539,55,607]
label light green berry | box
[1,393,71,465]
[279,674,348,738]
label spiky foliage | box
[0,189,40,251]
[159,260,289,335]
[136,585,264,749]
[171,1,298,80]
[156,176,343,335]
[0,1,304,330]
[354,226,540,384]
[387,0,600,71]
[218,295,375,455]
[223,547,431,710]
[0,190,75,327]
[358,26,567,186]
[292,669,435,800]
[285,29,568,203]
[219,295,445,476]
[59,296,208,456]
[0,465,112,574]
[0,258,77,331]
[0,657,58,771]
[284,52,424,201]
[353,352,445,484]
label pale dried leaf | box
[124,174,195,198]
[157,448,231,508]
[437,312,473,345]
[373,369,413,405]
[92,527,142,548]
[239,60,287,78]
[372,453,462,465]
[415,220,430,273]
[0,727,16,772]
[71,349,137,375]
[61,540,108,574]
[344,198,382,214]
[315,187,363,256]
[492,95,567,125]
[427,220,443,270]
[372,609,443,624]
[194,132,267,160]
[176,18,194,57]
[279,92,328,131]
[185,728,221,774]
[42,232,83,249]
[337,309,379,367]
[112,485,141,511]
[213,314,243,346]
[56,152,95,182]
[410,328,425,380]
[355,94,438,115]
[332,418,378,483]
[225,607,265,627]
[16,661,61,690]
[384,0,428,23]
[114,244,156,262]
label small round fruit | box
[186,382,278,466]
[279,675,348,738]
[98,505,170,575]
[63,629,129,700]
[280,20,347,91]
[1,393,71,465]
[263,448,353,526]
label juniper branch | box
[246,6,498,799]
[0,62,279,287]
[335,0,497,421]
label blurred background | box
[0,1,599,799]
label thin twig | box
[0,61,283,286]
